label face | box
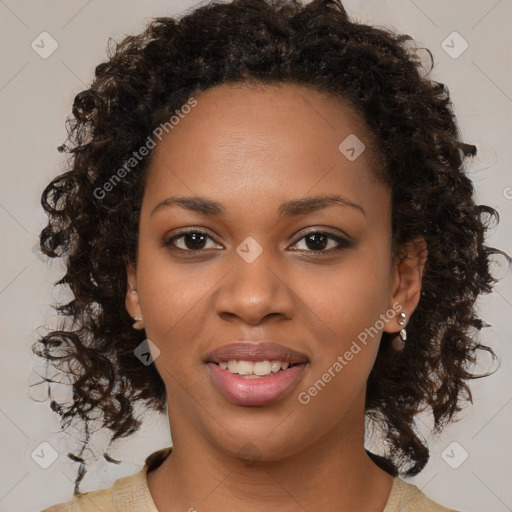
[126,82,422,461]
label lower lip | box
[207,362,307,406]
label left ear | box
[385,236,428,333]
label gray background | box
[0,1,511,511]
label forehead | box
[142,82,386,218]
[150,82,376,165]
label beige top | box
[41,447,460,512]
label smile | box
[205,342,309,406]
[207,361,307,406]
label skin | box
[126,82,426,512]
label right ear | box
[125,262,142,319]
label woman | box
[36,0,502,510]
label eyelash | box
[162,229,351,256]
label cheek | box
[135,248,215,357]
[297,241,393,400]
[304,248,393,340]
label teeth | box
[217,359,293,376]
[270,360,281,372]
[237,360,254,375]
[254,361,272,376]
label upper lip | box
[205,342,309,364]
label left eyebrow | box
[149,193,366,218]
[278,194,366,218]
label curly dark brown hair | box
[33,0,504,494]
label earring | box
[90,273,99,287]
[392,312,407,350]
[132,316,144,330]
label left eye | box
[290,232,349,252]
[163,230,349,253]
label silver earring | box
[132,316,144,330]
[392,312,407,350]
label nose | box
[214,244,296,326]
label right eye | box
[162,230,223,252]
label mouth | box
[205,342,309,406]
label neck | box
[146,415,395,512]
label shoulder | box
[40,447,172,512]
[384,477,462,512]
[40,467,151,512]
